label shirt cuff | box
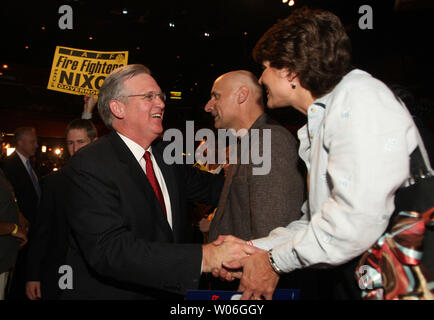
[271,242,300,274]
[81,112,92,120]
[251,238,273,250]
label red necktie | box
[144,151,167,216]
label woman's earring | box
[291,83,296,89]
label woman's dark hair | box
[253,7,352,98]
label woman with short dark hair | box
[221,7,430,300]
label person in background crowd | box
[1,127,38,299]
[1,127,40,225]
[0,131,6,160]
[25,117,98,300]
[215,7,425,300]
[0,130,28,300]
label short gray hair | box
[97,64,151,129]
[14,127,36,142]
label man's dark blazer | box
[0,151,39,224]
[61,131,223,299]
[26,170,69,299]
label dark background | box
[1,0,433,172]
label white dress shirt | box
[16,150,38,181]
[16,150,30,169]
[117,132,173,229]
[253,69,426,273]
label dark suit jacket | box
[0,168,20,274]
[209,113,305,242]
[61,131,223,299]
[26,170,69,299]
[0,151,39,224]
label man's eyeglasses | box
[122,91,166,103]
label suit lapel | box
[212,159,238,232]
[212,115,268,233]
[108,132,173,237]
[12,152,39,198]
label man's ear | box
[109,100,125,120]
[237,86,249,104]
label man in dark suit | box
[25,119,98,300]
[1,127,38,299]
[1,127,40,225]
[61,64,257,299]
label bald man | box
[204,70,304,243]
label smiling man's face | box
[121,73,166,141]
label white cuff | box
[81,112,93,120]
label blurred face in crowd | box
[204,75,239,130]
[112,73,165,145]
[66,128,93,156]
[17,130,38,158]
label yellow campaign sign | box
[47,46,128,96]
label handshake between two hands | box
[202,235,280,300]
